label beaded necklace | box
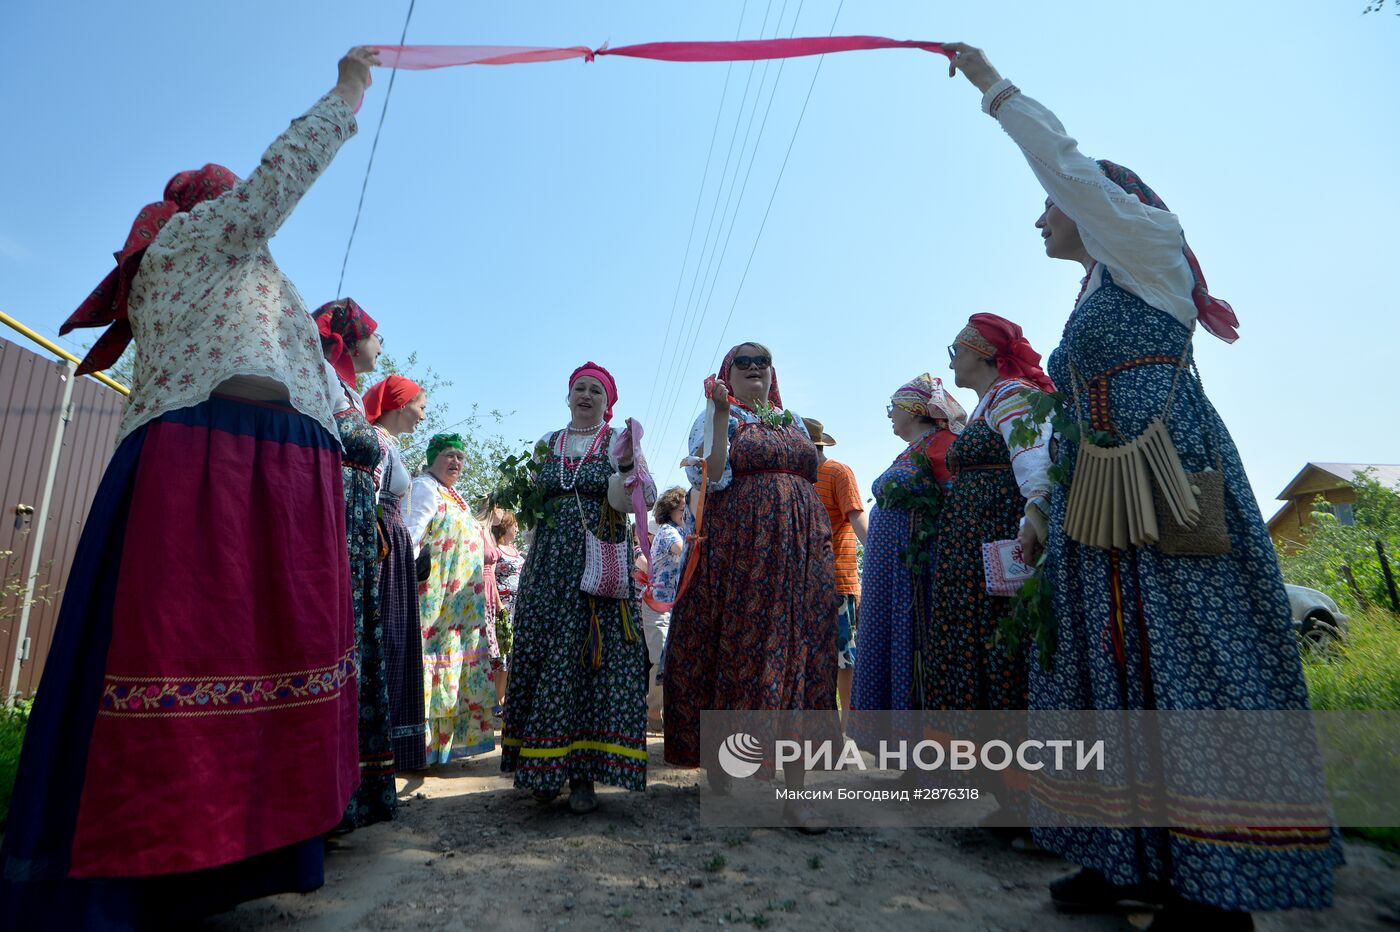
[433,474,468,512]
[556,422,608,491]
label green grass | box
[0,700,33,830]
[1301,608,1400,853]
[1302,607,1400,712]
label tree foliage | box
[374,352,518,503]
[1276,469,1400,613]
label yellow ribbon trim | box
[502,737,648,761]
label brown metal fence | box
[0,335,125,697]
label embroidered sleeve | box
[982,80,1197,327]
[177,94,358,257]
[986,381,1053,514]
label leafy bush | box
[0,699,33,830]
[1277,469,1400,613]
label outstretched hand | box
[332,46,381,109]
[943,43,1002,94]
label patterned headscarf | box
[568,361,618,422]
[718,342,782,410]
[892,373,967,433]
[363,374,423,424]
[1096,159,1239,344]
[60,164,240,376]
[425,433,465,465]
[956,313,1056,394]
[313,298,378,386]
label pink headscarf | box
[569,361,618,422]
[717,343,782,410]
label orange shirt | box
[816,458,863,595]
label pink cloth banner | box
[367,36,952,71]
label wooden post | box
[1376,541,1400,612]
[1340,564,1368,605]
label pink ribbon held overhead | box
[367,36,953,71]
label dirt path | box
[204,740,1400,931]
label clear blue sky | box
[4,1,1397,519]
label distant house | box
[1267,463,1400,549]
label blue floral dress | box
[1031,270,1342,911]
[851,432,951,726]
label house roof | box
[1276,463,1400,501]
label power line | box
[665,0,846,471]
[646,0,777,442]
[643,1,751,431]
[335,0,417,298]
[651,0,805,463]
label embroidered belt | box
[343,460,375,474]
[956,463,1010,473]
[1084,354,1182,433]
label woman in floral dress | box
[407,434,495,765]
[314,298,395,829]
[947,44,1340,927]
[926,314,1055,719]
[492,510,525,709]
[663,343,838,830]
[851,373,965,743]
[501,362,652,814]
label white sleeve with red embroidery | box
[982,80,1197,328]
[981,381,1053,517]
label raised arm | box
[179,48,378,255]
[944,44,1191,306]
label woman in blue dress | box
[851,374,964,745]
[946,44,1340,930]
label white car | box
[1284,584,1349,649]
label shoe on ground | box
[1148,898,1253,931]
[1049,867,1168,913]
[568,779,598,814]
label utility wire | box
[335,0,416,298]
[665,0,846,471]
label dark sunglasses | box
[732,354,772,370]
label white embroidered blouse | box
[970,379,1054,520]
[117,93,359,446]
[982,79,1197,328]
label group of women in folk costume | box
[0,35,1341,931]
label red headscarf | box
[362,374,423,424]
[60,164,240,376]
[313,298,378,386]
[717,343,782,410]
[1097,159,1239,343]
[965,313,1056,394]
[568,361,618,422]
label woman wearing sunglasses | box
[663,342,838,832]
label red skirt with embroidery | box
[60,397,359,878]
